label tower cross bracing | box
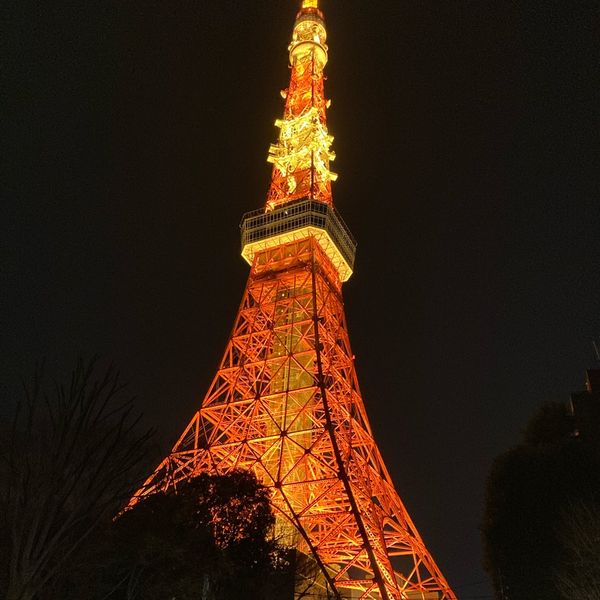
[132,2,457,599]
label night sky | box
[3,1,598,598]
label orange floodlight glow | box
[132,3,457,599]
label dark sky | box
[3,1,598,597]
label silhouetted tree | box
[556,499,600,600]
[483,401,600,600]
[0,359,154,600]
[68,470,284,600]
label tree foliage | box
[112,471,279,600]
[58,470,295,600]
[557,499,600,600]
[483,401,600,600]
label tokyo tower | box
[134,2,457,598]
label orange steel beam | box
[132,3,457,599]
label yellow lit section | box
[242,226,353,282]
[302,0,319,8]
[267,107,337,195]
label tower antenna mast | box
[131,3,457,598]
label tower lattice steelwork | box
[133,2,457,598]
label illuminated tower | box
[134,2,456,598]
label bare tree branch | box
[0,358,154,600]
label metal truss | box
[132,3,457,598]
[134,238,456,600]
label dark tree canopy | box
[115,471,278,600]
[522,401,573,446]
[58,470,293,600]
[483,398,600,599]
[557,499,600,600]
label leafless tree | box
[556,499,600,600]
[0,359,154,600]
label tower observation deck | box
[241,198,356,282]
[132,2,457,598]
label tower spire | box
[266,0,336,210]
[131,3,457,599]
